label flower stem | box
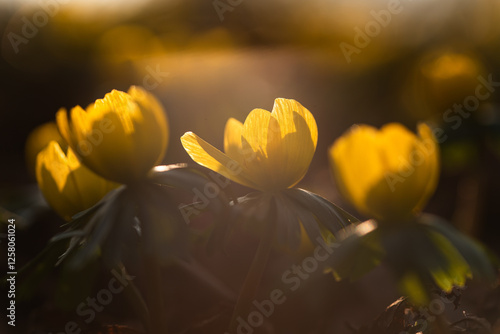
[433,314,450,334]
[131,182,169,333]
[228,230,274,333]
[144,255,167,334]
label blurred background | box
[1,0,500,333]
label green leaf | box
[55,257,100,310]
[150,164,229,217]
[326,220,384,281]
[418,214,496,282]
[274,194,302,250]
[68,187,127,269]
[398,271,430,306]
[285,188,359,235]
[382,224,451,277]
[101,191,138,268]
[234,192,274,225]
[135,183,189,263]
[15,238,69,301]
[50,230,86,242]
[53,196,114,266]
[427,231,471,292]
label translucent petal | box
[56,108,77,150]
[224,118,244,162]
[272,98,318,148]
[128,86,168,165]
[241,108,272,158]
[269,98,317,188]
[181,132,257,189]
[91,89,142,134]
[35,141,118,221]
[240,108,278,188]
[183,98,318,191]
[56,87,168,183]
[37,141,72,193]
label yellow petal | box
[412,123,440,214]
[364,123,427,220]
[181,132,258,189]
[377,123,417,170]
[128,85,169,165]
[56,87,169,183]
[366,123,439,220]
[70,105,136,182]
[92,89,142,134]
[36,141,119,221]
[36,141,72,192]
[183,98,318,191]
[330,123,440,222]
[56,108,77,149]
[272,98,318,148]
[240,108,276,187]
[37,161,80,221]
[238,101,318,190]
[329,125,383,215]
[223,117,244,162]
[66,148,119,209]
[25,122,66,177]
[241,108,272,159]
[36,142,86,220]
[269,98,318,188]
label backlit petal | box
[56,87,169,183]
[35,141,118,221]
[37,141,72,193]
[181,132,257,189]
[128,86,168,165]
[183,98,318,191]
[272,98,318,148]
[224,118,244,162]
[56,108,77,149]
[241,108,272,158]
[91,89,142,134]
[269,98,318,188]
[240,109,277,188]
[37,154,80,221]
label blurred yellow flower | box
[36,141,119,221]
[405,51,485,120]
[56,86,168,184]
[97,25,165,65]
[329,123,439,223]
[181,98,318,191]
[25,122,67,177]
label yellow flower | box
[181,98,318,191]
[56,86,168,184]
[329,123,439,222]
[25,122,67,177]
[36,141,119,221]
[406,52,485,119]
